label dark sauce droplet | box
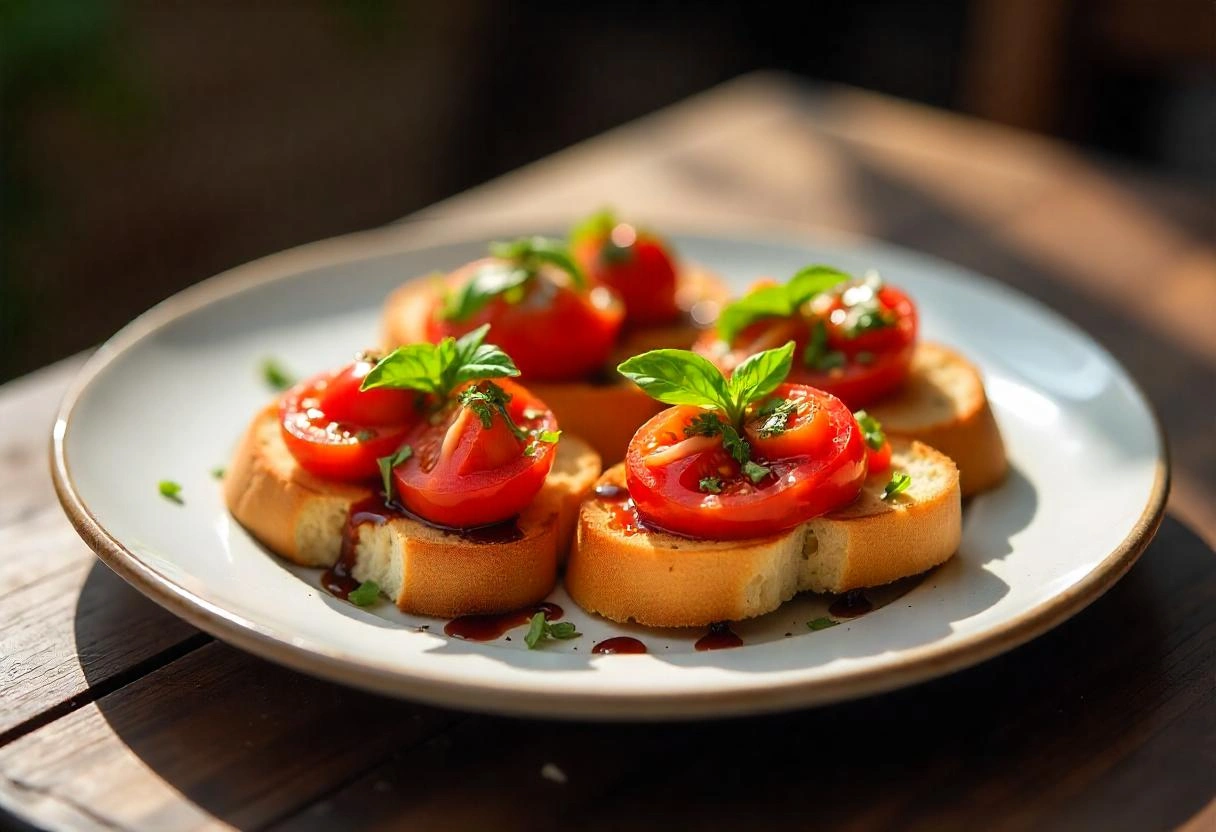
[695,621,743,651]
[595,482,646,535]
[444,602,564,642]
[591,637,648,655]
[453,519,524,544]
[322,494,398,600]
[829,589,873,618]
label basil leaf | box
[442,261,532,322]
[546,621,580,640]
[361,342,448,395]
[617,349,733,415]
[699,476,723,494]
[807,616,839,631]
[728,342,795,410]
[524,611,547,649]
[158,480,183,504]
[489,236,586,289]
[883,471,912,501]
[570,208,617,243]
[362,326,518,402]
[716,266,851,345]
[716,284,795,345]
[786,265,852,306]
[377,444,413,500]
[348,580,380,607]
[261,358,295,391]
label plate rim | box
[49,213,1171,720]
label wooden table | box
[2,73,1213,831]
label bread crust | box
[381,263,728,465]
[566,440,961,627]
[224,405,600,616]
[869,342,1007,496]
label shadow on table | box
[68,513,1213,830]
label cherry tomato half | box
[572,221,680,326]
[392,379,558,528]
[427,261,624,382]
[280,357,420,482]
[624,384,867,539]
[694,284,918,408]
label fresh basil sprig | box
[360,324,518,401]
[716,265,852,345]
[617,341,794,426]
[883,471,912,500]
[443,236,586,322]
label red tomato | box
[427,271,623,382]
[280,358,420,482]
[572,222,680,326]
[624,383,867,540]
[866,439,892,474]
[392,379,557,528]
[694,284,918,408]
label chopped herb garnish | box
[354,429,376,443]
[883,471,912,500]
[683,413,751,465]
[854,410,886,451]
[741,459,771,484]
[458,381,528,441]
[524,611,581,649]
[535,429,561,445]
[377,444,413,500]
[801,319,845,372]
[807,617,839,631]
[348,580,380,607]
[755,397,798,438]
[261,358,295,391]
[699,476,723,494]
[210,466,226,480]
[158,480,183,504]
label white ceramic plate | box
[52,218,1167,720]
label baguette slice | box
[566,440,960,628]
[224,405,601,617]
[381,262,728,465]
[869,342,1007,496]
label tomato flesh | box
[280,359,420,482]
[625,384,867,540]
[392,379,557,528]
[427,266,623,382]
[695,283,918,408]
[572,223,680,326]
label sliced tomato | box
[572,221,680,326]
[866,438,892,473]
[694,283,918,408]
[427,273,623,382]
[392,379,557,528]
[280,358,420,482]
[624,383,867,539]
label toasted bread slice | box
[566,440,960,627]
[224,405,601,617]
[869,342,1007,496]
[381,264,727,465]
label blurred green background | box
[2,0,1212,382]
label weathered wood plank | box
[0,642,460,832]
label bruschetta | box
[565,343,962,627]
[224,326,601,617]
[693,266,1006,495]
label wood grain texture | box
[1,73,1213,830]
